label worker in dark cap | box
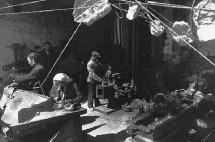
[87,51,106,108]
[8,51,46,93]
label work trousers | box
[87,83,100,108]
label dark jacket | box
[9,63,46,92]
[39,49,57,70]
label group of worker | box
[6,41,108,109]
[7,42,83,107]
[7,41,215,110]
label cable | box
[0,1,104,16]
[0,0,47,11]
[0,7,74,15]
[148,6,200,42]
[190,0,196,29]
[41,23,82,87]
[0,4,104,16]
[111,4,151,21]
[117,0,136,4]
[117,0,200,42]
[203,128,215,141]
[0,0,106,18]
[135,0,215,67]
[73,0,103,22]
[111,4,128,12]
[115,1,199,43]
[114,0,211,65]
[146,1,214,12]
[0,7,75,15]
[118,0,215,12]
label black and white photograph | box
[0,0,215,142]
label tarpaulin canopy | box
[193,0,215,56]
[73,0,112,26]
[171,21,193,46]
[150,20,164,36]
[126,3,141,20]
[193,0,215,41]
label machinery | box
[125,88,215,142]
[95,71,137,113]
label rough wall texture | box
[0,0,115,94]
[0,3,75,92]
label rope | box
[135,0,215,67]
[41,23,82,87]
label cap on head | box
[91,51,101,57]
[53,73,72,84]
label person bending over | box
[8,51,46,94]
[49,73,82,110]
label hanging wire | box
[111,3,128,12]
[0,0,100,11]
[0,0,104,16]
[117,0,136,4]
[118,0,215,12]
[74,0,104,21]
[134,0,215,67]
[145,1,215,12]
[190,0,196,29]
[114,1,198,41]
[41,23,82,87]
[0,7,74,15]
[114,0,201,48]
[111,4,151,21]
[0,0,47,11]
[148,6,200,42]
[0,5,99,16]
[4,0,212,16]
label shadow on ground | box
[81,115,99,125]
[83,130,129,142]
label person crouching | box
[49,73,82,110]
